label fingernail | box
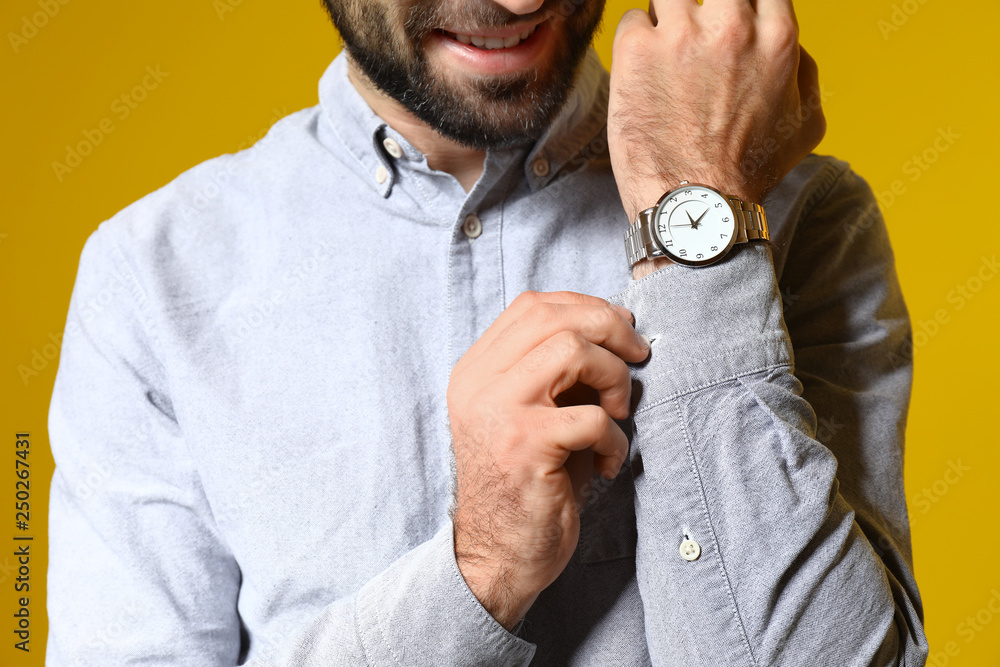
[639,334,651,350]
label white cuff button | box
[679,539,701,562]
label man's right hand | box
[447,291,650,630]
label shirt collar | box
[317,53,403,198]
[317,48,610,198]
[523,48,609,191]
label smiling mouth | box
[440,22,540,50]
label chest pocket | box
[576,455,638,564]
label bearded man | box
[46,0,928,664]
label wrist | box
[455,552,537,631]
[631,257,673,280]
[624,171,764,222]
[453,516,538,631]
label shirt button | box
[462,214,483,239]
[374,165,388,184]
[679,539,701,561]
[532,157,550,177]
[382,137,404,159]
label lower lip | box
[429,20,553,76]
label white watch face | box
[652,185,737,266]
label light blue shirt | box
[47,49,928,665]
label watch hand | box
[683,209,708,230]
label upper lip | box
[441,17,548,39]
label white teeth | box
[451,24,537,50]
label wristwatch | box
[624,181,769,268]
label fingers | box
[700,0,755,18]
[506,331,634,420]
[616,6,655,38]
[455,291,635,376]
[614,6,659,55]
[646,0,698,27]
[531,404,630,480]
[698,0,796,30]
[482,301,648,377]
[754,0,796,24]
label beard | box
[321,0,605,150]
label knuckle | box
[515,290,542,308]
[612,358,632,391]
[716,6,746,31]
[766,16,799,54]
[713,17,752,51]
[598,302,619,323]
[495,416,524,451]
[661,23,695,52]
[477,406,520,449]
[582,405,612,434]
[615,24,653,61]
[553,330,587,360]
[529,301,560,325]
[619,7,646,22]
[589,304,620,336]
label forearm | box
[49,227,536,666]
[248,521,536,666]
[608,243,926,664]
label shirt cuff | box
[607,244,792,409]
[355,519,537,666]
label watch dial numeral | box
[715,203,723,208]
[722,217,730,222]
[684,190,692,195]
[711,246,718,252]
[678,249,687,257]
[664,240,673,247]
[669,197,678,203]
[696,253,704,259]
[720,234,727,239]
[658,223,667,233]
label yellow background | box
[1,0,997,663]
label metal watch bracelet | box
[625,195,769,267]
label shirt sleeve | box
[46,225,536,666]
[606,168,929,666]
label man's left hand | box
[607,0,826,223]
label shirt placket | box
[443,149,524,372]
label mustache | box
[404,0,562,35]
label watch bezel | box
[649,182,739,268]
